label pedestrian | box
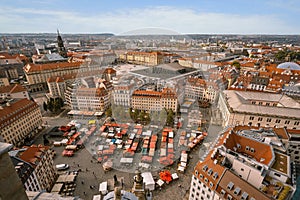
[77,164,80,167]
[83,191,86,195]
[92,171,95,175]
[86,168,88,172]
[81,180,84,184]
[91,160,93,163]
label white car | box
[55,164,69,170]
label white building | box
[218,90,300,129]
[189,126,295,200]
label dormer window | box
[250,148,255,153]
[245,146,250,151]
[207,168,213,175]
[227,182,234,190]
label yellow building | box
[132,88,177,112]
[120,51,164,66]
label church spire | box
[57,29,67,58]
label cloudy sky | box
[0,0,299,34]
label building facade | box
[68,87,111,111]
[0,99,43,147]
[185,77,218,103]
[131,88,178,112]
[218,90,300,129]
[23,61,82,92]
[18,145,57,192]
[120,51,164,66]
[0,84,29,100]
[113,83,135,107]
[189,126,295,200]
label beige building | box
[131,88,178,112]
[113,83,135,107]
[47,76,66,100]
[120,51,164,66]
[185,77,218,103]
[69,87,111,111]
[18,145,57,192]
[189,126,295,200]
[218,90,300,129]
[23,61,82,92]
[0,77,10,86]
[0,84,29,100]
[0,99,43,147]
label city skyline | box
[1,0,300,34]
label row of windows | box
[249,116,299,125]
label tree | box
[166,109,175,126]
[232,60,241,70]
[43,102,48,111]
[105,106,112,117]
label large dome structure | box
[277,62,300,70]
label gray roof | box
[0,142,13,155]
[224,90,300,118]
[277,62,300,70]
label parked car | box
[55,164,69,170]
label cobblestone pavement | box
[35,115,222,200]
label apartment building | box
[113,83,135,107]
[189,126,295,200]
[0,84,29,100]
[218,90,300,129]
[16,145,57,192]
[10,156,41,192]
[47,76,66,100]
[185,77,218,103]
[23,61,82,92]
[131,88,178,112]
[119,51,164,66]
[0,99,43,147]
[68,87,110,111]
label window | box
[245,146,250,151]
[207,169,213,175]
[200,174,204,179]
[227,194,233,200]
[220,189,226,196]
[204,178,208,183]
[250,148,255,153]
[266,118,272,122]
[258,117,263,121]
[234,187,241,195]
[241,168,244,171]
[227,182,234,190]
[295,121,300,126]
[237,143,241,148]
[209,182,214,187]
[241,192,249,200]
[249,116,254,120]
[274,172,281,177]
[275,119,281,123]
[285,120,290,125]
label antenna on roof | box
[57,29,60,36]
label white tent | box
[142,172,155,191]
[99,181,108,195]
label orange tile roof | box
[222,130,274,166]
[24,61,82,73]
[19,145,50,167]
[216,170,270,200]
[193,151,226,191]
[0,99,39,129]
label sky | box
[0,0,299,34]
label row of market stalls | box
[51,171,78,196]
